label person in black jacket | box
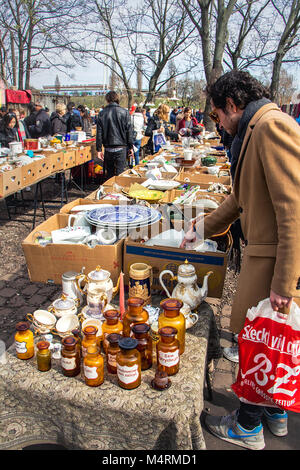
[145,103,179,154]
[96,91,134,178]
[0,113,20,148]
[50,103,67,135]
[28,102,51,138]
[23,103,37,133]
[65,102,82,132]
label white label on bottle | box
[84,364,98,380]
[158,349,179,368]
[15,341,27,354]
[61,356,76,370]
[108,353,117,368]
[117,364,139,384]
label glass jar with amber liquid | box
[36,340,51,372]
[106,333,122,374]
[123,297,149,337]
[158,298,185,354]
[82,326,98,358]
[61,336,81,377]
[15,321,34,360]
[102,310,123,353]
[83,345,104,387]
[131,323,152,370]
[157,327,180,376]
[117,337,141,390]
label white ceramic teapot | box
[76,265,120,304]
[159,260,213,310]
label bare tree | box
[269,0,300,102]
[180,0,236,128]
[127,0,199,105]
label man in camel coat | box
[181,70,300,450]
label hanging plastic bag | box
[153,130,166,153]
[232,298,300,412]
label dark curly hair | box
[206,70,270,111]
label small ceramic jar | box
[49,294,77,318]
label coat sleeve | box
[259,116,300,297]
[194,192,240,238]
[96,113,103,152]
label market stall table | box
[0,302,220,450]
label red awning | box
[5,89,32,104]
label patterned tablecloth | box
[0,302,221,450]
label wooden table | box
[0,302,221,450]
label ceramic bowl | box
[52,314,79,337]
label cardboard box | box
[49,152,64,173]
[0,167,22,197]
[33,157,51,180]
[123,224,232,299]
[75,145,92,166]
[178,171,231,185]
[22,213,123,285]
[63,149,77,170]
[21,161,37,186]
[103,176,148,187]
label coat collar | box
[233,103,280,186]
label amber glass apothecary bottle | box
[106,333,122,374]
[158,298,185,354]
[82,326,98,358]
[123,297,149,337]
[36,340,51,372]
[131,323,152,370]
[15,321,34,360]
[61,336,81,377]
[83,345,104,387]
[116,337,141,390]
[102,310,123,353]
[157,327,180,376]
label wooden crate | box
[63,150,77,170]
[0,167,22,198]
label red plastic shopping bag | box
[232,298,300,412]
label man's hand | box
[270,289,292,312]
[97,151,104,161]
[128,148,134,158]
[180,218,198,249]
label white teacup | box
[52,314,79,338]
[27,309,57,333]
[68,211,90,228]
[183,149,194,161]
[180,303,199,328]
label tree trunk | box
[10,32,17,87]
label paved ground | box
[0,177,299,451]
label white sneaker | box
[223,345,239,363]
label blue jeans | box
[133,139,142,165]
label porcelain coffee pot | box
[76,265,120,304]
[159,260,213,310]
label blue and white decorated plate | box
[85,205,159,227]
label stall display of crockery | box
[48,294,78,318]
[76,265,120,305]
[26,310,57,334]
[159,260,213,310]
[84,205,162,230]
